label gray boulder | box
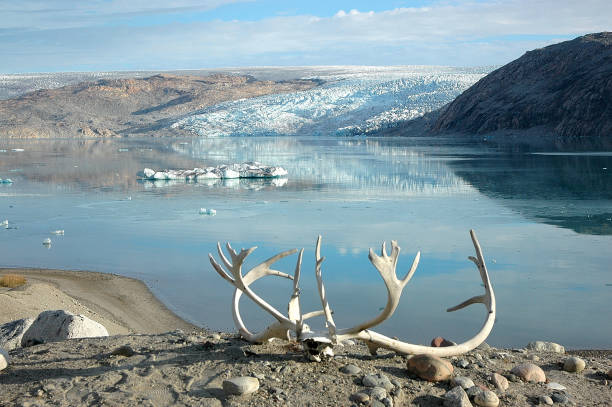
[21,310,108,347]
[0,318,34,350]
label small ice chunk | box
[1,179,13,184]
[1,220,8,226]
[199,208,216,216]
[43,238,51,246]
[51,230,64,235]
[11,148,24,152]
[143,168,155,178]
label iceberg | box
[139,162,288,181]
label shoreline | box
[0,267,199,335]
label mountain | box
[0,74,316,139]
[429,32,612,148]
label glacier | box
[173,66,490,138]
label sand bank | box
[0,268,198,335]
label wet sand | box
[0,268,199,335]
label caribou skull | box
[209,229,495,359]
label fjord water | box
[1,137,611,349]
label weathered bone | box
[209,229,496,358]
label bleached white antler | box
[210,229,496,358]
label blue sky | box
[0,0,610,73]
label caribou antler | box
[209,229,496,358]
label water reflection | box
[450,152,612,235]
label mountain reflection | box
[449,152,612,235]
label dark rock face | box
[431,32,612,147]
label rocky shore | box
[1,330,611,407]
[1,269,611,406]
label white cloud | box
[0,0,611,72]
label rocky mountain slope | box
[430,32,612,148]
[0,74,317,139]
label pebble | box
[211,333,221,340]
[504,373,521,383]
[350,392,370,403]
[342,339,356,346]
[457,359,470,369]
[538,395,554,405]
[406,354,454,382]
[222,377,260,396]
[476,342,492,351]
[511,363,546,383]
[551,391,570,404]
[465,386,483,398]
[431,336,455,347]
[526,354,540,362]
[563,356,586,373]
[489,373,509,391]
[362,373,394,391]
[526,341,565,354]
[371,400,386,407]
[547,382,566,391]
[474,390,499,407]
[452,376,475,390]
[340,364,362,375]
[251,372,265,381]
[443,386,472,407]
[111,345,136,357]
[368,386,387,401]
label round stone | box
[340,364,362,375]
[349,392,370,403]
[452,376,475,389]
[489,373,509,391]
[222,377,260,396]
[474,390,499,407]
[444,386,471,407]
[406,354,454,382]
[510,363,546,383]
[431,336,455,347]
[0,347,9,371]
[538,395,554,405]
[563,356,586,373]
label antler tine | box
[339,241,420,336]
[209,253,234,284]
[288,249,303,322]
[315,235,337,339]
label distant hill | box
[429,32,612,148]
[0,74,317,139]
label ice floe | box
[139,162,288,181]
[199,208,216,216]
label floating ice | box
[1,220,8,228]
[51,230,65,235]
[1,179,13,184]
[199,208,216,216]
[139,162,288,181]
[42,238,51,246]
[11,149,24,152]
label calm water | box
[1,137,611,349]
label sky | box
[0,0,610,73]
